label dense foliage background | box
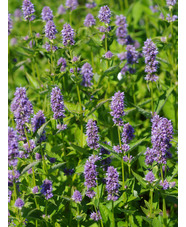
[8,0,178,226]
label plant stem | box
[150,82,154,113]
[119,0,124,11]
[69,11,72,26]
[124,0,128,9]
[91,49,94,71]
[112,200,115,227]
[160,165,167,227]
[118,127,125,190]
[105,34,108,69]
[150,189,153,218]
[76,85,83,147]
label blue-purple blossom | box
[84,13,96,27]
[72,56,79,62]
[104,51,113,59]
[23,139,35,153]
[11,87,33,138]
[166,0,177,6]
[22,0,35,21]
[81,63,94,87]
[14,9,22,21]
[41,6,53,21]
[41,179,53,200]
[166,14,178,22]
[44,42,58,52]
[32,186,39,194]
[31,110,46,143]
[45,20,57,40]
[15,198,24,208]
[115,15,128,45]
[144,148,155,165]
[63,167,75,176]
[86,119,99,149]
[121,123,135,144]
[142,39,159,82]
[8,170,20,186]
[106,166,120,201]
[125,45,139,65]
[145,171,155,183]
[86,2,96,8]
[61,24,75,46]
[10,38,17,46]
[150,5,158,13]
[8,127,20,167]
[110,91,125,126]
[123,155,133,163]
[8,190,12,203]
[72,190,82,203]
[58,4,66,15]
[98,5,111,24]
[57,57,67,72]
[84,155,100,198]
[66,0,78,11]
[57,123,67,131]
[8,13,13,35]
[35,153,42,160]
[160,179,169,190]
[90,211,102,221]
[51,87,65,120]
[113,144,130,154]
[49,157,56,163]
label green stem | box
[150,189,153,218]
[105,34,108,70]
[124,0,128,9]
[69,11,72,26]
[128,153,131,177]
[119,0,124,11]
[91,49,94,71]
[132,81,136,105]
[150,82,154,113]
[29,21,32,39]
[76,85,83,147]
[118,127,125,190]
[77,203,80,227]
[160,165,167,227]
[112,201,115,226]
[50,43,53,75]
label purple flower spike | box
[66,0,79,11]
[41,179,53,200]
[84,13,96,27]
[104,51,113,59]
[86,2,96,8]
[61,24,75,46]
[35,153,42,160]
[51,87,65,120]
[72,190,82,203]
[121,123,135,144]
[115,15,128,45]
[110,91,125,126]
[145,171,155,183]
[15,198,24,208]
[113,144,130,154]
[86,119,99,150]
[8,127,19,167]
[142,39,159,82]
[58,4,66,15]
[106,166,120,201]
[166,0,177,7]
[45,20,57,40]
[144,148,155,165]
[32,186,39,194]
[160,179,169,190]
[90,211,102,221]
[23,139,35,153]
[22,0,35,21]
[41,6,53,21]
[8,13,13,35]
[81,63,94,87]
[98,5,111,24]
[11,87,33,139]
[84,155,100,198]
[31,110,46,143]
[57,57,67,72]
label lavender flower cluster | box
[61,24,75,46]
[84,13,96,27]
[115,15,128,45]
[8,13,13,35]
[45,20,57,40]
[22,0,35,21]
[11,87,33,138]
[51,87,65,120]
[8,127,19,166]
[41,6,53,21]
[81,63,94,87]
[57,57,67,72]
[98,5,111,24]
[142,39,159,82]
[86,119,99,149]
[66,0,78,11]
[40,179,53,200]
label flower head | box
[11,87,33,138]
[41,6,53,21]
[110,91,125,126]
[51,87,65,120]
[8,13,13,35]
[115,15,128,45]
[57,57,67,72]
[145,171,155,183]
[160,179,169,190]
[81,63,94,87]
[99,142,111,171]
[166,0,177,6]
[86,119,99,149]
[106,166,120,201]
[32,186,39,194]
[72,190,82,203]
[113,144,130,154]
[58,4,66,15]
[90,211,102,221]
[98,5,111,24]
[15,198,24,208]
[8,127,20,166]
[121,123,135,144]
[86,2,96,8]
[84,13,96,27]
[61,24,75,46]
[142,39,159,82]
[22,0,35,21]
[45,20,57,40]
[41,179,53,200]
[104,51,113,59]
[66,0,78,11]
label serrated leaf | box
[99,142,121,161]
[49,162,66,173]
[126,137,147,154]
[99,66,120,84]
[25,72,39,89]
[34,120,50,144]
[21,161,41,175]
[70,143,87,155]
[132,170,147,188]
[99,203,109,223]
[156,85,176,114]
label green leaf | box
[25,72,39,89]
[34,120,50,144]
[156,86,176,114]
[48,162,66,173]
[126,137,147,154]
[99,203,109,223]
[99,142,121,161]
[99,66,120,84]
[86,98,111,117]
[117,208,137,215]
[21,161,41,175]
[70,143,87,155]
[26,208,43,219]
[132,170,147,188]
[133,105,152,118]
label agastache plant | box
[41,6,53,21]
[22,0,35,21]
